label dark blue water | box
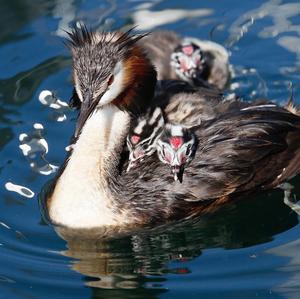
[1,0,300,298]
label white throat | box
[49,105,131,228]
[100,61,125,106]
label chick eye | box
[108,75,114,86]
[161,145,166,157]
[141,143,148,150]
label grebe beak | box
[74,91,102,138]
[126,161,135,172]
[171,165,184,183]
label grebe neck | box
[49,105,131,228]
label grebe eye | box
[108,74,114,86]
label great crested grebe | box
[47,26,300,229]
[141,30,230,89]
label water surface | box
[1,0,300,298]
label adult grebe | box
[47,27,300,229]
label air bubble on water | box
[33,123,44,130]
[57,114,67,122]
[65,144,74,152]
[19,123,58,175]
[56,99,69,107]
[4,182,35,199]
[19,124,48,157]
[19,144,32,156]
[30,162,58,176]
[39,90,56,106]
[49,103,61,110]
[19,133,28,142]
[230,82,240,90]
[38,90,70,122]
[0,222,11,230]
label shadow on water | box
[43,182,299,297]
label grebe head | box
[156,124,197,182]
[127,107,165,171]
[66,25,157,137]
[170,42,205,82]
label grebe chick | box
[156,124,197,183]
[126,81,221,171]
[141,30,230,89]
[170,42,206,85]
[127,107,164,171]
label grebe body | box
[47,27,300,229]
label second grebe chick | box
[156,124,197,182]
[127,107,165,171]
[170,42,206,85]
[141,30,230,89]
[126,82,223,171]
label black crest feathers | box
[65,23,149,51]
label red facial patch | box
[131,135,140,144]
[170,137,183,149]
[182,45,194,56]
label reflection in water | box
[19,123,58,176]
[268,238,300,299]
[51,190,298,295]
[52,0,77,37]
[0,56,69,105]
[281,182,300,215]
[0,127,14,150]
[278,36,300,73]
[51,0,118,37]
[0,0,50,43]
[132,7,213,30]
[230,66,269,99]
[228,0,300,72]
[38,90,70,122]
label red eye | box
[108,75,114,86]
